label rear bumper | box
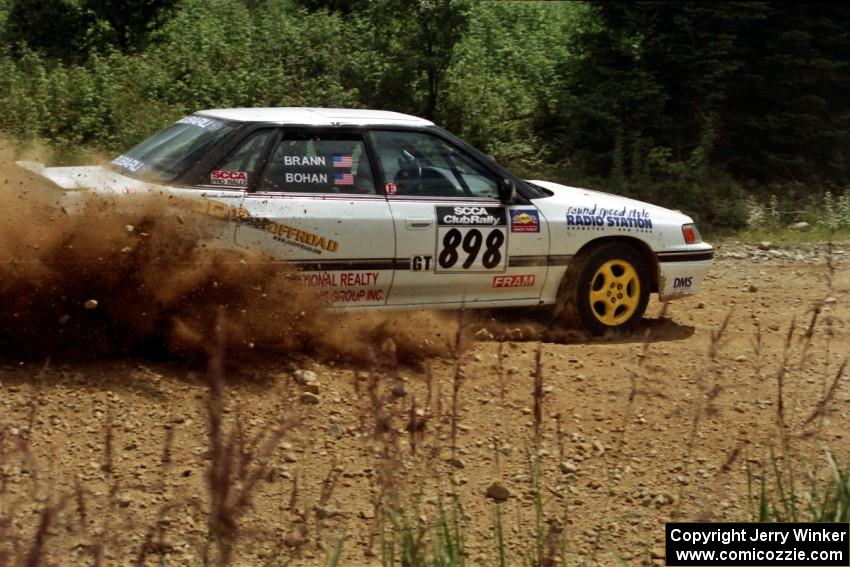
[656,249,714,301]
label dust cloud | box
[0,144,459,363]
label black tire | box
[558,242,651,335]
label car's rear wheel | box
[558,242,650,335]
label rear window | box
[111,115,238,183]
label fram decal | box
[493,274,536,288]
[210,170,248,186]
[673,276,693,289]
[436,206,507,226]
[510,209,540,233]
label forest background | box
[2,0,849,232]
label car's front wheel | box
[558,242,650,335]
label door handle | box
[405,217,433,229]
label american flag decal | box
[332,154,353,168]
[334,172,354,185]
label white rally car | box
[18,108,713,334]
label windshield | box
[111,115,238,182]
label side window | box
[370,130,499,199]
[205,129,275,188]
[258,131,376,195]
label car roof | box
[195,107,434,127]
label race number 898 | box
[437,227,505,271]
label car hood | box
[16,162,149,193]
[526,179,692,223]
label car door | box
[234,128,395,307]
[170,126,278,246]
[369,129,549,306]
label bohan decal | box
[565,205,653,231]
[510,209,540,233]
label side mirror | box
[498,178,516,204]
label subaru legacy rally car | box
[18,108,713,334]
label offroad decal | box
[193,199,339,254]
[210,170,248,187]
[435,206,507,273]
[510,209,540,233]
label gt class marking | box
[410,255,433,271]
[493,274,536,288]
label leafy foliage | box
[1,0,849,228]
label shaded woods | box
[1,0,849,228]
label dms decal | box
[436,206,507,226]
[210,170,248,187]
[673,276,693,289]
[493,274,536,288]
[565,205,653,232]
[510,209,540,233]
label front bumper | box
[656,249,714,301]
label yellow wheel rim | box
[588,259,640,326]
